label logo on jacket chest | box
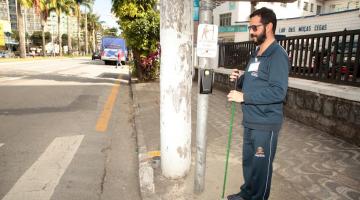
[251,71,258,77]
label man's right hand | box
[229,69,242,82]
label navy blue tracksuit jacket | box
[238,41,289,131]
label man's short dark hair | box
[250,7,277,34]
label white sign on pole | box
[197,24,218,58]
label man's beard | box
[251,28,267,45]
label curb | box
[130,80,160,200]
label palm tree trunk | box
[77,5,80,54]
[133,50,143,80]
[41,14,46,57]
[85,10,88,55]
[67,16,72,55]
[42,25,46,56]
[16,2,26,58]
[58,12,62,56]
[92,27,95,52]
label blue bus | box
[100,36,127,65]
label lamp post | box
[194,0,215,193]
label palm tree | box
[87,13,101,52]
[38,0,51,56]
[74,1,81,53]
[66,14,72,55]
[49,0,73,56]
[75,0,93,55]
[66,2,76,55]
[16,0,34,58]
[83,0,93,55]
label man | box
[227,7,289,200]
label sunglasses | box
[247,24,264,32]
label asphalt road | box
[0,58,141,200]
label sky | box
[93,0,119,29]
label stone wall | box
[195,69,360,146]
[284,88,360,146]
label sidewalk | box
[132,81,360,200]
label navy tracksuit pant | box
[239,127,279,200]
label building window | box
[298,0,301,8]
[303,2,309,11]
[280,3,287,7]
[310,3,314,12]
[316,5,321,14]
[220,13,231,26]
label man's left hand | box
[227,90,244,103]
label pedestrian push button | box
[199,69,214,94]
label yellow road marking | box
[147,151,161,158]
[96,77,121,132]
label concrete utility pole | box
[160,0,193,178]
[194,0,214,193]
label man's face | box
[249,16,266,45]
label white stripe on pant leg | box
[263,131,273,200]
[2,135,84,200]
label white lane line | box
[2,135,84,200]
[0,143,4,148]
[0,76,26,82]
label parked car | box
[92,51,101,60]
[0,51,14,58]
[329,39,359,80]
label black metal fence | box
[218,29,360,86]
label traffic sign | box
[197,24,218,58]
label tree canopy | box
[112,0,160,80]
[112,0,159,52]
[103,27,119,37]
[30,31,51,46]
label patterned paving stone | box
[134,82,360,200]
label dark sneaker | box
[227,192,246,200]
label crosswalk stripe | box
[2,135,84,200]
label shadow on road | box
[0,94,99,115]
[0,73,130,85]
[80,60,105,65]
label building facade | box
[8,0,16,30]
[24,7,42,35]
[0,0,10,21]
[5,1,79,42]
[213,0,360,42]
[45,11,79,40]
